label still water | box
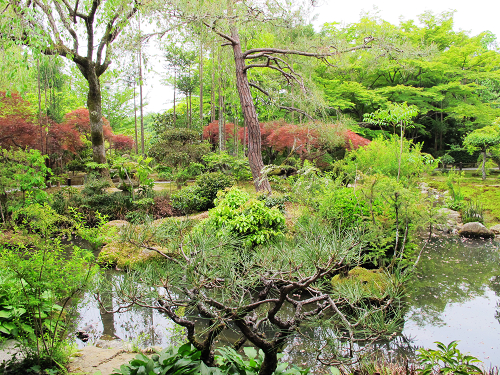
[74,236,500,367]
[403,237,500,366]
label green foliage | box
[416,341,482,375]
[195,172,236,207]
[202,152,253,181]
[171,186,209,214]
[446,170,465,211]
[463,123,500,154]
[0,203,98,368]
[148,128,210,168]
[171,172,235,215]
[461,200,484,224]
[60,175,133,225]
[256,193,289,213]
[205,187,285,247]
[0,148,52,217]
[318,188,379,230]
[364,102,419,133]
[111,343,310,375]
[343,136,437,184]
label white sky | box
[143,0,500,114]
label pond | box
[402,236,500,367]
[73,236,500,368]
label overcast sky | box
[143,0,500,114]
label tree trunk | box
[259,351,278,375]
[133,83,139,154]
[173,70,177,127]
[199,39,204,129]
[482,149,487,180]
[86,66,108,175]
[230,27,271,193]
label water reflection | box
[403,237,500,366]
[73,237,500,367]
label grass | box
[424,171,500,225]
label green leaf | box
[243,347,257,359]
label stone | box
[489,224,500,235]
[434,208,462,234]
[458,222,495,238]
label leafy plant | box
[446,170,465,211]
[111,343,310,375]
[171,185,209,214]
[0,203,98,370]
[205,187,286,247]
[416,341,482,375]
[195,172,236,208]
[461,200,484,224]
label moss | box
[0,231,38,248]
[97,241,169,269]
[331,266,391,298]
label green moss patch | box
[331,266,392,299]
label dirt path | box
[68,341,141,375]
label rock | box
[434,208,462,234]
[98,240,172,269]
[458,222,495,238]
[0,340,23,363]
[489,224,500,235]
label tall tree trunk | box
[173,70,177,127]
[230,27,271,192]
[138,17,145,155]
[133,83,139,154]
[218,47,225,151]
[86,66,108,174]
[482,148,487,181]
[211,40,216,123]
[199,39,204,129]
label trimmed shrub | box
[196,172,235,208]
[171,186,209,214]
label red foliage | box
[112,134,135,151]
[62,107,113,141]
[203,121,238,144]
[46,122,84,154]
[265,122,319,154]
[0,92,39,149]
[345,130,371,150]
[203,119,371,157]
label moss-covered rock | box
[331,266,391,299]
[97,240,172,269]
[0,231,36,248]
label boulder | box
[489,224,500,235]
[434,208,462,234]
[458,222,495,238]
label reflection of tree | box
[99,272,116,338]
[408,238,500,326]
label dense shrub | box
[148,128,211,168]
[195,172,236,208]
[318,187,379,230]
[204,187,286,247]
[343,136,437,184]
[171,185,209,214]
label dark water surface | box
[74,236,500,367]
